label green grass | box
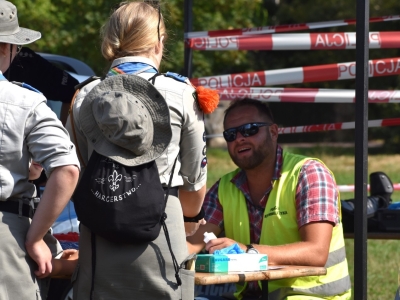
[206,146,400,300]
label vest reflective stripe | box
[218,152,351,299]
[269,275,352,300]
[325,246,346,268]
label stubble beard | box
[230,141,271,171]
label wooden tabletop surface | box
[194,265,327,285]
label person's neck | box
[147,55,160,69]
[244,155,276,205]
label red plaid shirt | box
[203,145,339,295]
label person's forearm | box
[179,185,206,217]
[50,258,78,277]
[186,240,206,254]
[26,165,79,245]
[50,249,79,277]
[249,242,329,267]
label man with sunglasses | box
[187,98,351,300]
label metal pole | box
[183,0,193,77]
[354,0,369,298]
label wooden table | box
[194,265,327,300]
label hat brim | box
[0,27,41,45]
[80,74,172,167]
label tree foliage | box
[13,0,400,151]
[15,0,267,76]
[16,0,117,74]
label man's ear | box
[269,123,279,141]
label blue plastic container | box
[388,202,400,210]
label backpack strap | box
[69,76,101,168]
[161,157,183,286]
[74,75,102,91]
[69,88,87,168]
[163,157,178,202]
[90,232,96,300]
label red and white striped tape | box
[187,31,400,51]
[185,15,400,39]
[185,15,400,38]
[338,183,400,193]
[190,57,400,88]
[277,118,400,134]
[217,87,400,103]
[206,118,400,138]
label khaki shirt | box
[0,75,80,201]
[66,56,207,191]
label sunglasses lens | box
[223,129,237,142]
[239,124,259,137]
[224,123,269,142]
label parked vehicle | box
[38,52,95,115]
[38,52,95,119]
[38,52,95,77]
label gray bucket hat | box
[0,1,41,44]
[80,74,172,167]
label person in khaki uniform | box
[66,1,207,299]
[0,1,80,299]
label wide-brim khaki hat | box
[80,74,172,166]
[0,1,41,45]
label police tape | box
[205,118,400,138]
[186,31,400,51]
[277,118,400,134]
[190,57,400,88]
[217,87,400,103]
[338,183,400,193]
[185,15,400,38]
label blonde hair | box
[101,1,167,61]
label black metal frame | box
[354,0,369,298]
[183,0,193,78]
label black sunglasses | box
[223,122,272,142]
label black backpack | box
[73,150,176,243]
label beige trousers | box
[0,211,62,300]
[73,195,195,300]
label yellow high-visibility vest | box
[218,151,351,300]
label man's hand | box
[205,237,241,253]
[185,218,207,237]
[50,249,79,277]
[25,239,52,279]
[60,249,79,260]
